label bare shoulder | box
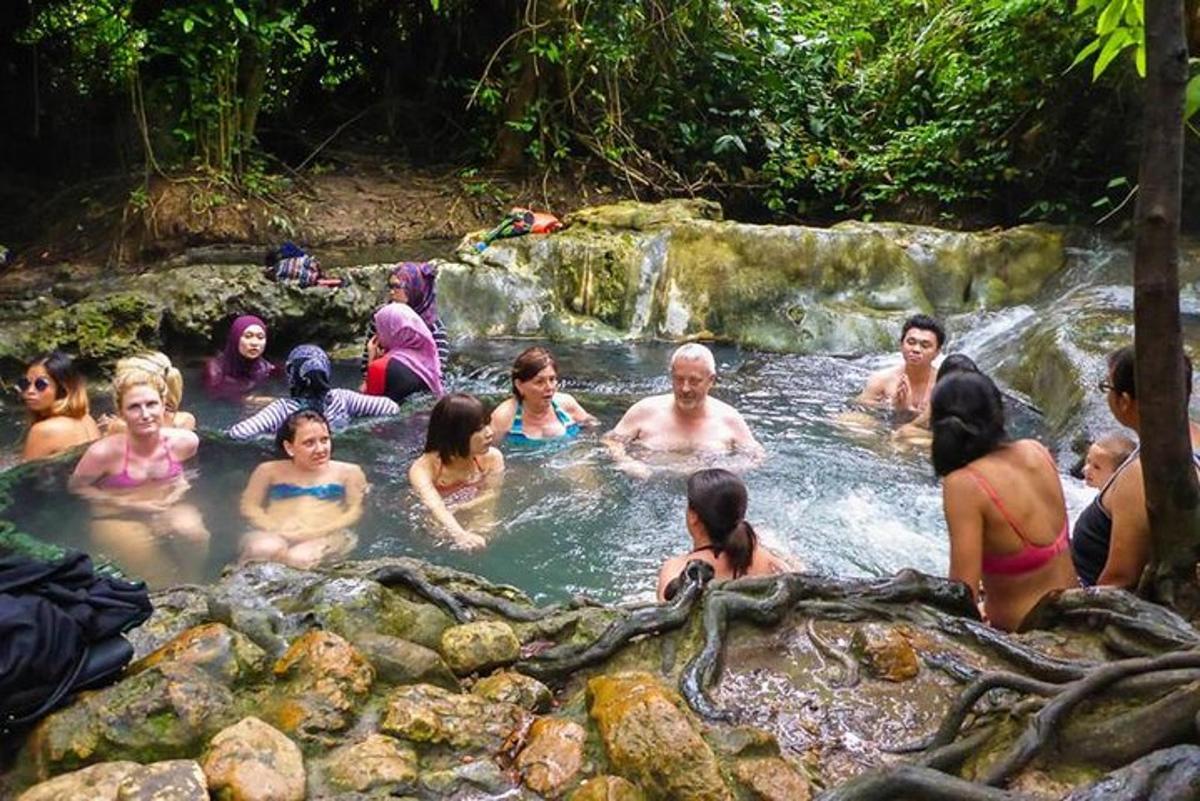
[408,452,436,481]
[334,461,367,482]
[166,428,200,456]
[491,397,517,423]
[484,446,505,471]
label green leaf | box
[1096,0,1128,35]
[1186,74,1200,120]
[232,6,249,28]
[1093,29,1133,79]
[430,0,440,9]
[1107,176,1129,188]
[182,17,194,33]
[1069,37,1102,70]
[1135,43,1146,77]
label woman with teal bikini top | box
[489,346,597,444]
[239,409,367,569]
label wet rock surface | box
[202,716,306,801]
[516,717,587,796]
[849,623,920,682]
[380,682,529,753]
[115,760,208,801]
[440,620,522,675]
[15,761,140,801]
[319,734,418,794]
[588,672,731,801]
[3,558,1195,800]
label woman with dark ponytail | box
[931,372,1077,631]
[656,468,793,601]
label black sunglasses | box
[17,376,50,393]
[1097,380,1114,394]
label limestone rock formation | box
[440,620,522,675]
[115,760,208,801]
[516,717,587,797]
[379,683,529,753]
[15,761,140,801]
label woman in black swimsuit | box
[656,469,794,601]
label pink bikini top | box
[98,435,184,490]
[964,455,1068,576]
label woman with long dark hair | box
[931,371,1077,630]
[656,468,792,601]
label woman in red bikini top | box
[932,372,1078,632]
[408,393,505,552]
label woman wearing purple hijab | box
[360,262,450,375]
[364,303,445,404]
[204,315,280,400]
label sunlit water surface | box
[1,342,1059,604]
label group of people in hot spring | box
[13,260,1176,630]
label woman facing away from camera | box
[931,371,1077,631]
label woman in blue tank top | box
[239,409,367,569]
[489,347,597,444]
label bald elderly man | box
[605,344,764,478]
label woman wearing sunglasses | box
[19,351,101,462]
[359,262,450,380]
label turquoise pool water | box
[0,342,1049,603]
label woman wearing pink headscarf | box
[203,315,280,400]
[360,262,449,375]
[364,303,445,404]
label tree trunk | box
[1135,0,1200,613]
[493,0,570,171]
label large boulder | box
[267,630,374,738]
[115,760,208,801]
[202,716,305,801]
[380,683,529,754]
[319,734,419,795]
[472,670,553,712]
[439,620,521,675]
[131,622,268,686]
[516,717,587,797]
[347,632,459,690]
[15,761,140,801]
[25,663,235,777]
[587,672,731,801]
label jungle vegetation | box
[0,0,1198,226]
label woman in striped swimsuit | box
[227,345,398,440]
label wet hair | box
[511,346,558,398]
[1108,345,1194,400]
[26,351,90,419]
[930,372,1008,477]
[424,393,490,463]
[275,409,330,457]
[936,353,979,383]
[112,367,168,410]
[670,343,716,375]
[1093,432,1136,467]
[116,352,183,411]
[686,468,757,578]
[901,314,946,349]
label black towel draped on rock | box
[0,552,152,734]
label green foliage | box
[23,0,324,177]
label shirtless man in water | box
[605,344,764,478]
[857,314,945,422]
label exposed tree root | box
[1021,588,1200,650]
[368,563,474,623]
[980,650,1200,786]
[813,764,1032,801]
[1063,745,1200,800]
[806,619,860,688]
[514,559,714,682]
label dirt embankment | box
[0,159,636,296]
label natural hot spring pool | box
[0,341,1053,604]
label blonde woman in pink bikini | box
[69,367,209,587]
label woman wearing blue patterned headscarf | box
[226,345,399,440]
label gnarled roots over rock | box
[370,558,1200,798]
